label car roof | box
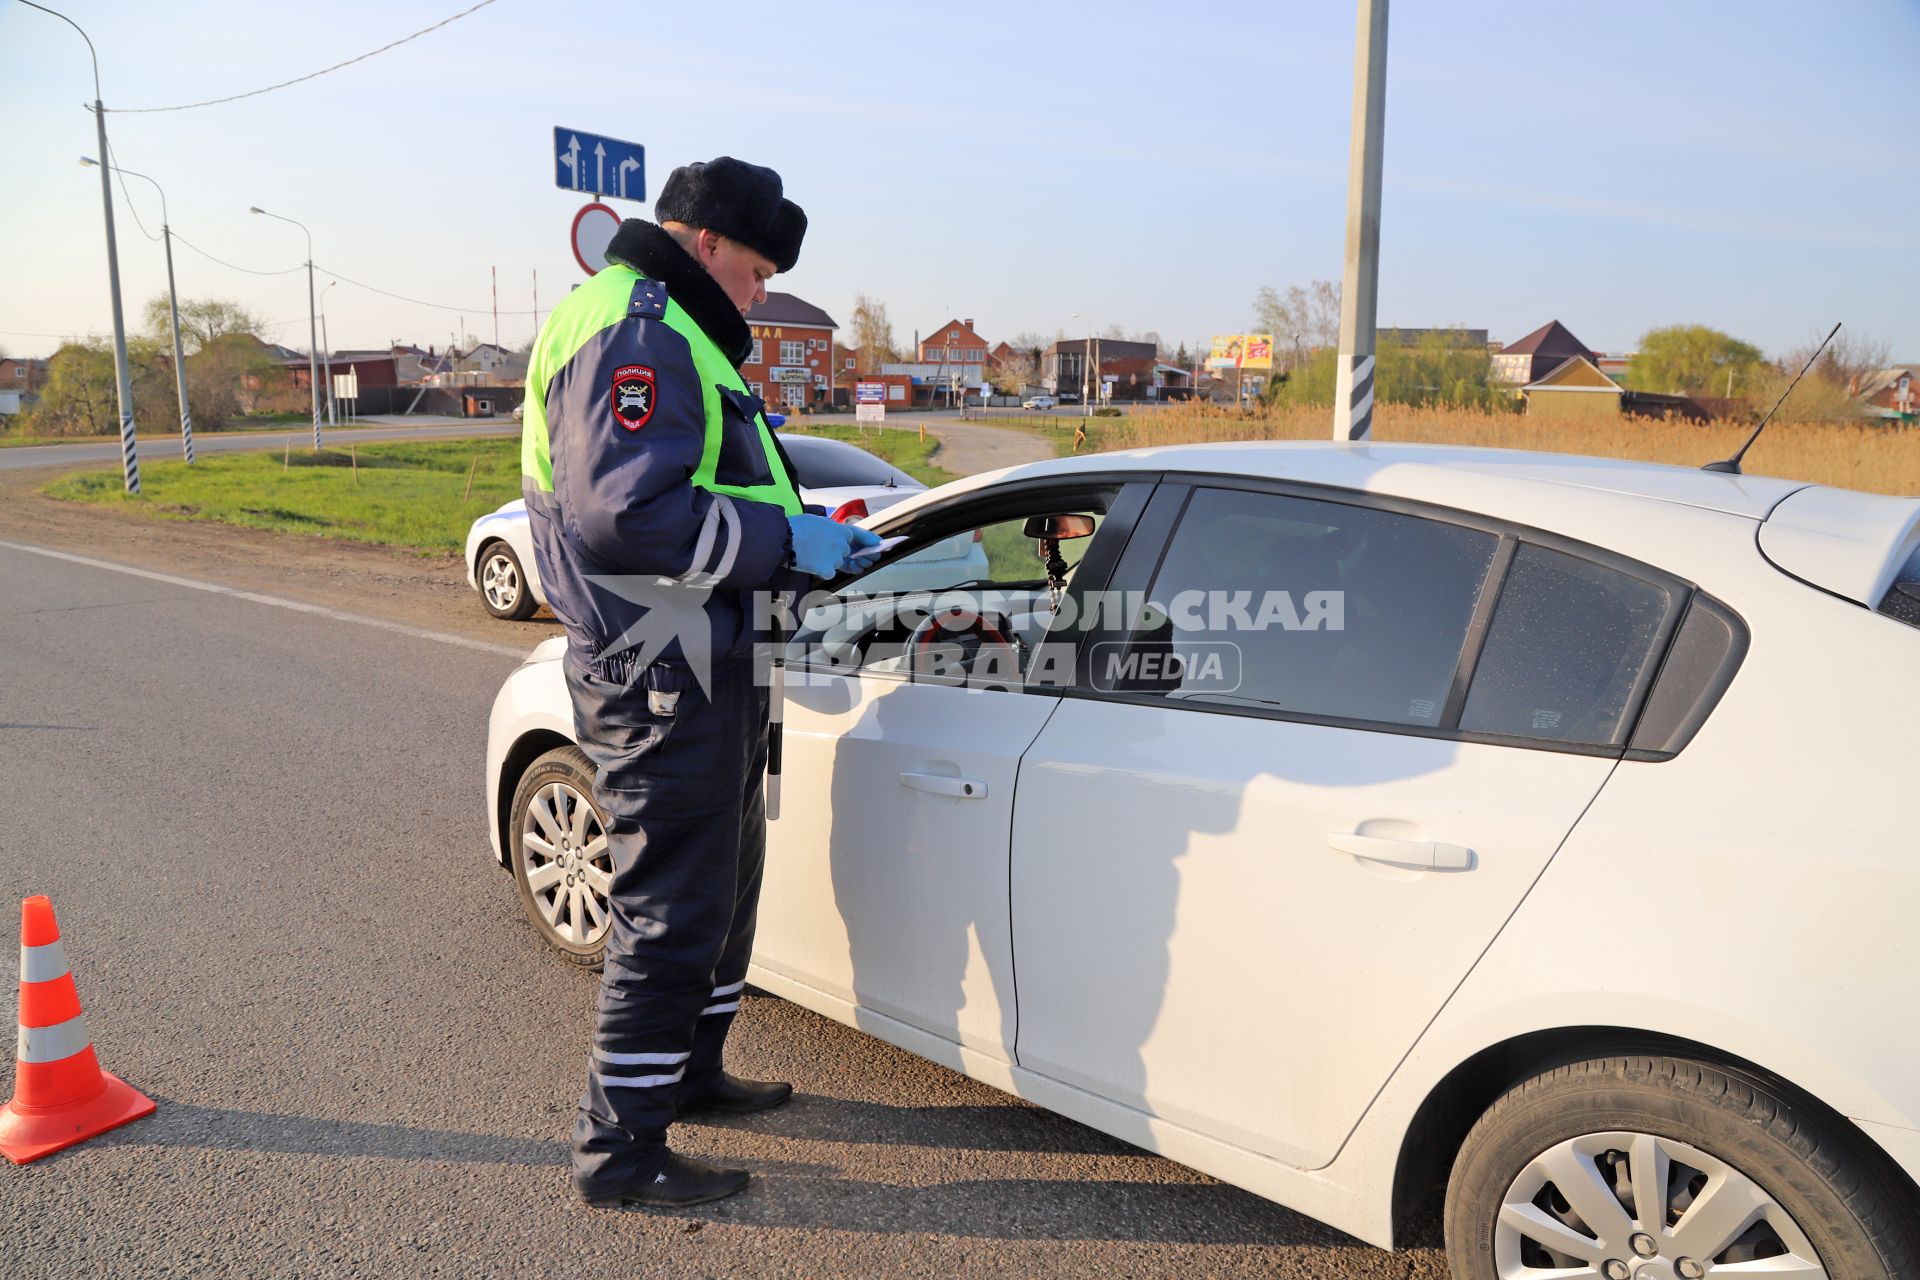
[880,440,1813,523]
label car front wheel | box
[1446,1055,1919,1280]
[478,540,537,620]
[508,745,611,968]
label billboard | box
[1207,334,1275,371]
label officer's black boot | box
[576,1150,750,1209]
[678,1071,793,1116]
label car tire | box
[508,745,611,969]
[477,540,538,621]
[1445,1054,1920,1280]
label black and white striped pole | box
[1334,0,1389,443]
[82,156,193,464]
[25,2,140,491]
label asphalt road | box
[0,540,1448,1278]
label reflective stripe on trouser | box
[566,648,770,1192]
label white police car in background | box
[485,440,1920,1276]
[464,430,986,619]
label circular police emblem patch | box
[611,365,656,431]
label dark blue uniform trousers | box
[564,648,769,1192]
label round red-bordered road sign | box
[571,202,621,276]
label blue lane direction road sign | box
[554,127,646,202]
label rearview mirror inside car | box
[1023,514,1096,541]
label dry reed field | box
[1086,404,1920,496]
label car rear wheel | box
[1445,1055,1920,1279]
[478,540,537,620]
[508,745,611,968]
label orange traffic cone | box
[0,896,155,1164]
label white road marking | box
[1,539,533,659]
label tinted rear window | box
[1115,487,1500,726]
[1460,544,1672,746]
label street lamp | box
[24,1,137,491]
[80,155,193,464]
[249,205,321,449]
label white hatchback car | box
[484,442,1920,1276]
[464,431,983,619]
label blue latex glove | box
[764,412,786,428]
[787,514,883,577]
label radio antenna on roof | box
[1703,321,1841,475]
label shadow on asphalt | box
[94,1100,565,1166]
[80,1099,1403,1249]
[696,1092,1131,1155]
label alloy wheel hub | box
[1495,1130,1824,1279]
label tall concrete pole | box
[90,158,191,461]
[1333,0,1389,442]
[305,257,321,447]
[90,103,139,490]
[24,3,138,490]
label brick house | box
[741,292,839,410]
[1491,321,1597,387]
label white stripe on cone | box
[18,1015,91,1065]
[20,939,68,985]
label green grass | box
[41,425,960,556]
[45,438,521,554]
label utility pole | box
[94,102,137,490]
[25,1,140,491]
[1333,0,1389,442]
[319,281,336,431]
[249,205,321,448]
[81,155,191,464]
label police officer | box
[520,157,879,1208]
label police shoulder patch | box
[611,364,656,431]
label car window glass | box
[1113,488,1498,726]
[1459,544,1671,746]
[779,435,918,490]
[790,510,1103,686]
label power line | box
[319,265,537,316]
[170,233,304,277]
[0,327,90,339]
[104,138,162,242]
[110,0,500,114]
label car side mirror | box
[1022,514,1095,541]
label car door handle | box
[899,771,988,799]
[1328,832,1474,871]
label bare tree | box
[1253,280,1342,367]
[848,294,900,367]
[1785,327,1891,391]
[989,347,1039,395]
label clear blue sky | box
[4,0,1917,362]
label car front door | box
[756,480,1148,1066]
[1010,481,1683,1169]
